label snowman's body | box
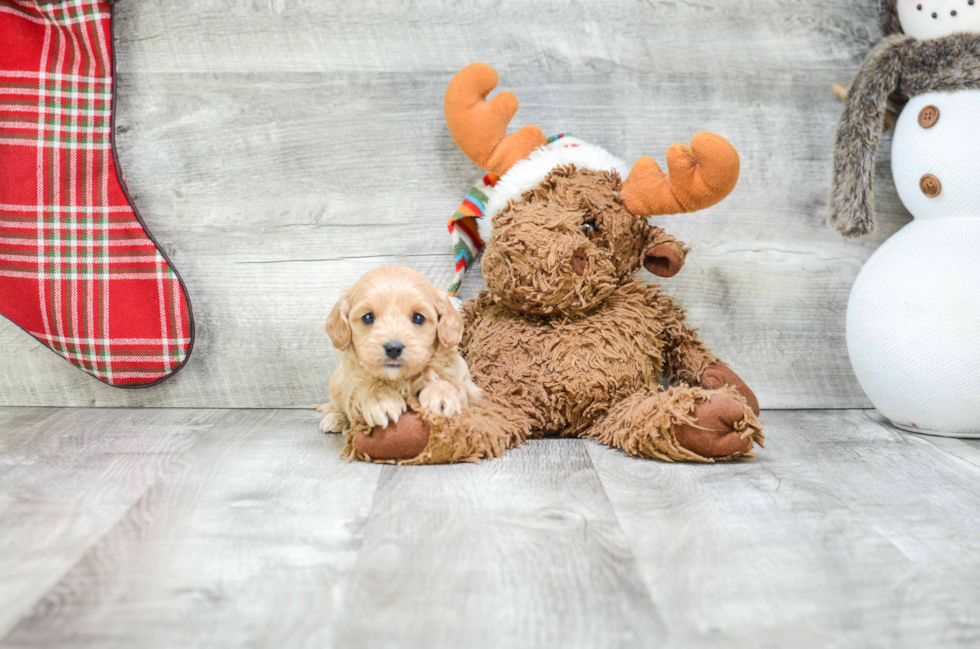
[847,90,980,435]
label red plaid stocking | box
[0,0,193,387]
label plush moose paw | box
[419,380,463,418]
[674,392,759,458]
[353,410,431,461]
[699,363,760,415]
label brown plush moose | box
[344,63,763,464]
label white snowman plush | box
[832,0,980,436]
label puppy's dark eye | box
[412,313,426,326]
[361,313,375,325]
[582,220,597,234]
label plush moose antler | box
[444,63,548,177]
[620,133,740,216]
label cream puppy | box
[318,266,481,433]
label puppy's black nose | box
[383,341,404,359]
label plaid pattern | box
[0,0,193,387]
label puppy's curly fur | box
[318,266,481,433]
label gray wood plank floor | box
[2,408,979,648]
[0,0,905,409]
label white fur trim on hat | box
[484,137,628,222]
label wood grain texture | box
[0,0,907,407]
[1,409,382,648]
[4,407,980,647]
[588,409,980,648]
[0,407,225,638]
[334,439,664,649]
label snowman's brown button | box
[918,105,940,128]
[920,174,942,197]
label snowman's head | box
[886,0,980,40]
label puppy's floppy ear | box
[434,291,464,348]
[326,293,352,351]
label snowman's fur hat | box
[831,29,980,236]
[880,0,903,37]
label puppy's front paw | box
[362,395,408,431]
[419,381,463,418]
[319,411,347,434]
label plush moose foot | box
[673,392,758,458]
[351,411,431,462]
[344,399,529,465]
[590,385,763,462]
[699,363,760,415]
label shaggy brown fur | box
[344,167,763,464]
[831,2,980,236]
[481,167,650,318]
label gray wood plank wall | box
[0,0,905,408]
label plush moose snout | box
[482,220,619,317]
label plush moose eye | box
[361,313,375,325]
[412,313,426,325]
[582,220,597,234]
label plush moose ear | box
[643,241,687,278]
[434,292,464,348]
[326,295,352,351]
